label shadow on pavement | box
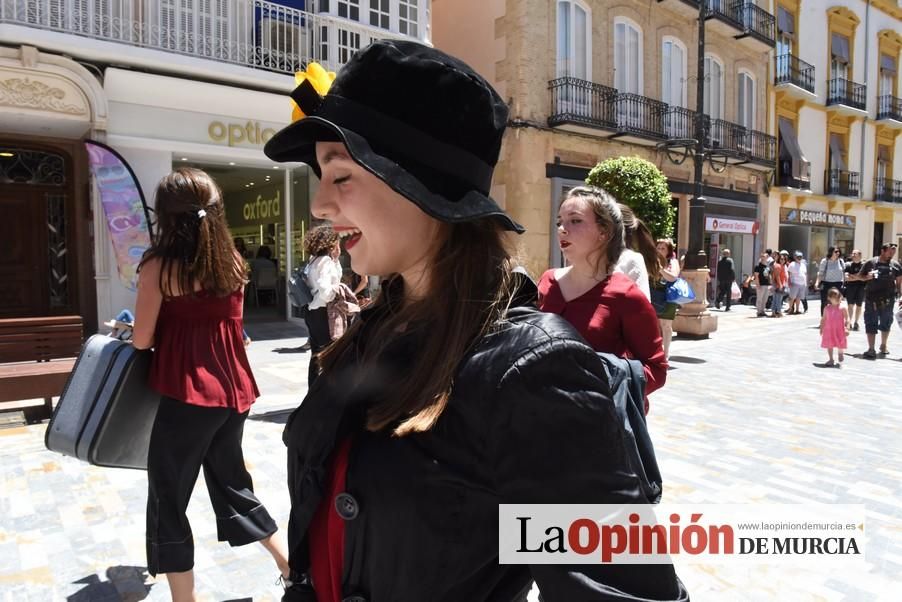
[667,355,706,364]
[67,565,151,601]
[272,345,309,354]
[249,409,295,424]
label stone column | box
[672,267,718,337]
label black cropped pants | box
[146,397,277,576]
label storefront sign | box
[226,184,282,227]
[780,208,856,229]
[705,217,758,234]
[208,120,278,147]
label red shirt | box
[538,270,667,396]
[148,290,259,412]
[309,438,353,602]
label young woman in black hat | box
[265,41,687,602]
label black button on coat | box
[282,300,688,602]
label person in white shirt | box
[786,251,808,315]
[613,204,660,301]
[303,225,343,385]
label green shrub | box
[585,156,675,240]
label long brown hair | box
[563,186,625,275]
[319,219,516,436]
[620,203,664,280]
[138,167,244,297]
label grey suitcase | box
[45,334,161,470]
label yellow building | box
[768,1,902,265]
[434,0,778,280]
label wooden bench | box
[0,316,84,424]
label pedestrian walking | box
[541,187,668,408]
[754,252,772,317]
[770,251,789,317]
[302,225,343,385]
[613,204,658,301]
[819,287,849,367]
[132,168,289,600]
[263,41,688,602]
[655,238,681,359]
[843,249,866,330]
[859,242,902,359]
[815,246,845,316]
[786,251,808,315]
[715,248,735,311]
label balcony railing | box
[875,178,902,203]
[746,129,776,164]
[777,160,811,190]
[827,78,867,111]
[709,118,747,153]
[824,169,860,197]
[730,1,776,45]
[663,106,696,139]
[877,95,902,121]
[613,93,667,139]
[0,0,408,75]
[775,54,815,94]
[548,77,617,129]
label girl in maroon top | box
[133,168,289,600]
[538,187,667,402]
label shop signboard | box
[780,208,855,229]
[704,217,758,234]
[225,184,284,227]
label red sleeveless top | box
[148,289,259,413]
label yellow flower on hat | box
[291,63,336,122]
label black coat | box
[282,298,689,602]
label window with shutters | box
[399,0,418,37]
[556,1,590,80]
[662,37,686,108]
[614,17,641,94]
[737,71,755,130]
[197,0,229,58]
[703,55,724,120]
[369,0,389,29]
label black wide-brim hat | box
[264,40,524,233]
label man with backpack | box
[859,242,902,359]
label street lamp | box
[656,0,745,271]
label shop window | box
[399,0,418,37]
[556,1,590,79]
[369,0,390,29]
[614,17,642,94]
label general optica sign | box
[705,217,759,234]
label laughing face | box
[313,141,443,288]
[557,196,606,265]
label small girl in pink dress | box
[820,287,850,367]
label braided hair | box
[138,167,245,297]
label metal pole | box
[686,0,708,270]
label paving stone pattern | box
[0,302,899,601]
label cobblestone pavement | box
[1,301,899,601]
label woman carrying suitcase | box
[133,167,289,601]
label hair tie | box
[197,209,207,218]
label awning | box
[831,34,850,64]
[880,53,897,74]
[778,118,809,180]
[777,7,795,36]
[829,134,847,171]
[878,145,891,162]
